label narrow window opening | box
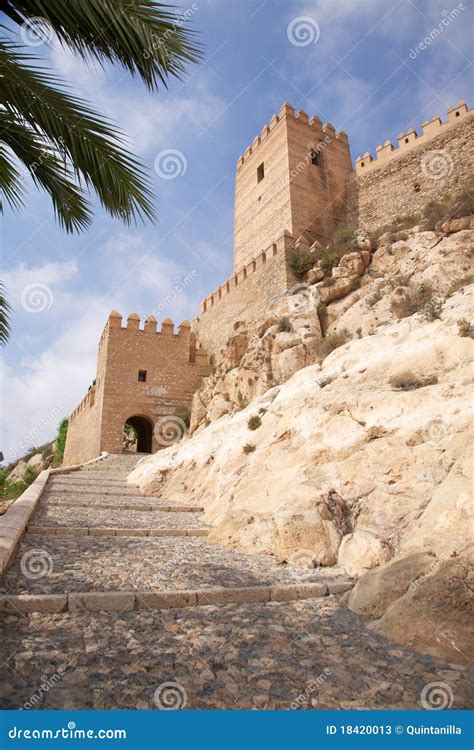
[361,161,365,167]
[311,149,320,165]
[405,138,409,144]
[257,162,264,183]
[138,370,147,382]
[455,111,460,117]
[414,183,420,193]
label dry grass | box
[457,318,474,338]
[389,371,438,391]
[243,443,256,455]
[247,415,262,430]
[317,329,351,362]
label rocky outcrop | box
[129,225,474,662]
[189,286,323,434]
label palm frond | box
[3,0,202,90]
[0,281,12,346]
[0,109,92,232]
[0,41,156,225]
[0,143,24,212]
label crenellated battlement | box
[355,101,472,175]
[198,234,292,315]
[70,385,96,423]
[236,101,349,169]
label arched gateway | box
[124,416,153,454]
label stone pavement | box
[1,454,472,710]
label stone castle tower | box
[234,102,352,268]
[63,99,473,465]
[63,311,209,465]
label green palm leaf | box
[0,1,202,344]
[0,281,12,346]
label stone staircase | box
[0,454,352,612]
[2,453,473,710]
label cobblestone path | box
[1,455,472,710]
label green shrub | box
[51,418,68,468]
[288,248,314,278]
[243,443,256,455]
[422,183,474,230]
[319,229,356,272]
[0,464,38,502]
[247,415,262,431]
[457,318,474,338]
[317,329,351,362]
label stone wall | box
[63,388,101,465]
[194,232,297,355]
[63,312,210,465]
[349,105,473,230]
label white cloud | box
[1,298,112,462]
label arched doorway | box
[124,416,153,453]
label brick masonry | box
[63,314,210,465]
[350,103,473,230]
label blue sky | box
[1,0,472,460]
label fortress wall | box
[194,232,296,355]
[63,387,101,465]
[350,105,473,230]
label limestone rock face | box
[338,530,392,577]
[189,285,323,432]
[129,226,474,661]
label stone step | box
[0,580,354,614]
[27,526,209,538]
[44,499,204,512]
[46,485,143,497]
[49,479,138,490]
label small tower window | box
[257,162,264,183]
[455,111,460,117]
[311,149,320,165]
[414,183,420,193]
[138,370,147,382]
[405,137,409,144]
